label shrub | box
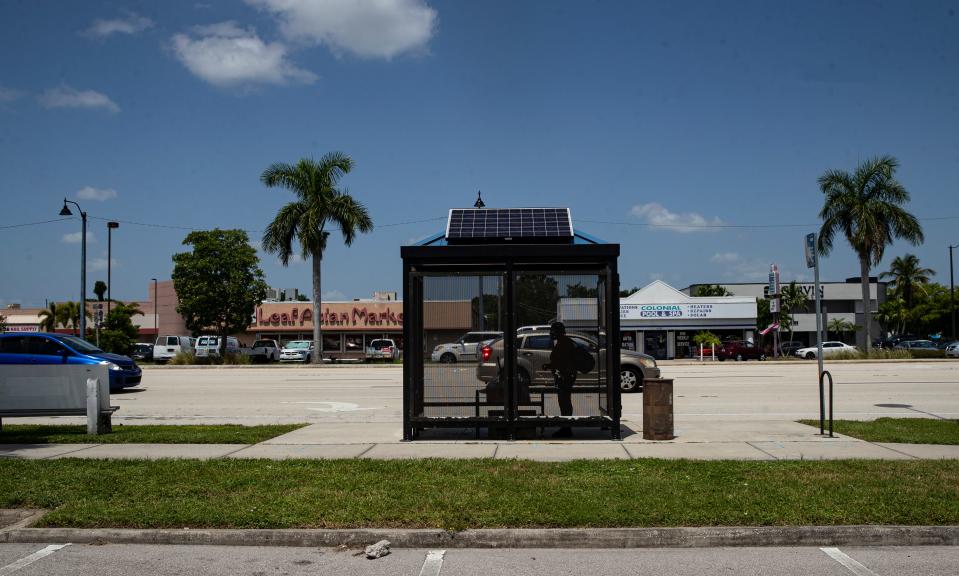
[223,353,251,365]
[169,351,196,365]
[908,349,946,359]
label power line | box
[0,217,74,230]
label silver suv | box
[475,331,660,393]
[431,331,503,363]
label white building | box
[684,278,888,349]
[620,281,757,359]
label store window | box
[345,334,364,352]
[323,334,341,352]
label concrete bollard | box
[642,378,674,440]
[86,377,110,435]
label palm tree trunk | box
[860,256,872,353]
[312,252,323,365]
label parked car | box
[431,331,503,363]
[280,340,315,363]
[475,331,660,393]
[779,341,804,356]
[250,339,280,363]
[894,340,938,350]
[946,342,959,358]
[130,342,154,362]
[0,332,141,391]
[153,335,194,363]
[366,338,399,362]
[794,341,857,359]
[716,340,765,361]
[195,336,242,358]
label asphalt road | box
[72,360,959,425]
[0,543,956,575]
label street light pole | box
[950,244,957,340]
[59,199,87,339]
[107,222,119,316]
[152,278,158,338]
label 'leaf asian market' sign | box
[256,305,403,329]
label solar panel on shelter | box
[445,208,574,244]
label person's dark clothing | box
[549,334,577,437]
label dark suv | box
[716,340,766,361]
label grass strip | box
[1,459,957,529]
[798,418,959,445]
[0,424,307,445]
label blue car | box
[0,332,142,391]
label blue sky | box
[1,0,958,307]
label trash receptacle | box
[643,378,674,440]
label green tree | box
[99,301,142,355]
[0,313,6,333]
[780,282,808,345]
[261,153,373,364]
[172,229,269,357]
[693,284,732,297]
[880,254,934,313]
[619,286,640,298]
[827,317,858,343]
[93,280,107,302]
[817,156,923,352]
[38,302,60,332]
[295,293,310,302]
[57,301,91,336]
[514,275,560,327]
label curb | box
[2,525,957,548]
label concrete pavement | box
[3,419,959,461]
[1,542,957,575]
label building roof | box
[624,280,754,305]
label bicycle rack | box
[819,370,834,437]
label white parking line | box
[417,549,446,576]
[0,544,71,575]
[820,547,880,576]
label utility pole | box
[950,244,956,340]
[107,222,119,316]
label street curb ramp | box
[2,526,957,548]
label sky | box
[1,0,958,308]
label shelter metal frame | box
[401,242,622,440]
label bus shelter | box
[401,207,621,440]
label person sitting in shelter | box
[543,321,576,438]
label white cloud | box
[321,290,345,301]
[85,13,154,37]
[62,231,96,244]
[38,85,120,112]
[630,202,723,233]
[710,252,740,264]
[171,21,317,87]
[0,85,24,103]
[76,186,118,202]
[248,0,437,59]
[91,256,118,271]
[648,272,665,281]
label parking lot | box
[19,360,955,430]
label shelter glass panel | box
[415,273,506,420]
[512,272,610,423]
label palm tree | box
[817,156,923,352]
[880,254,934,311]
[261,153,373,364]
[58,301,92,336]
[780,282,808,345]
[93,281,107,302]
[827,317,857,343]
[38,301,60,332]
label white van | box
[153,335,194,363]
[195,336,240,357]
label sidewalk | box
[3,420,958,461]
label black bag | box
[574,343,595,374]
